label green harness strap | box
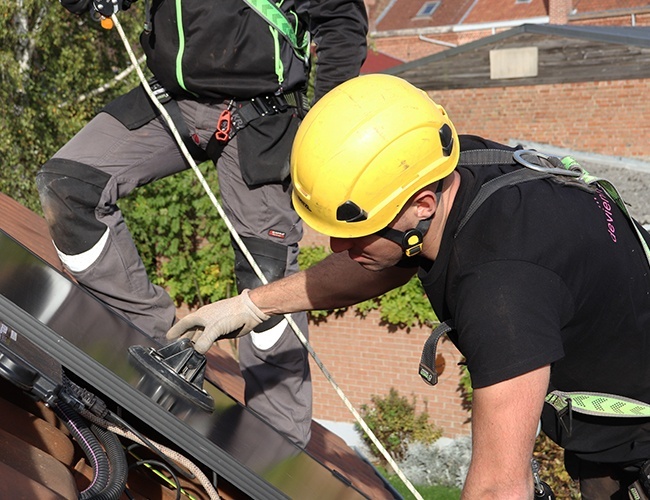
[545,390,650,418]
[241,0,310,60]
[551,157,650,420]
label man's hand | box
[92,0,122,17]
[166,290,270,354]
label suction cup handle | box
[158,339,208,388]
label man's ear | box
[413,188,438,220]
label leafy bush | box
[122,165,236,309]
[398,436,472,489]
[355,277,438,328]
[355,387,442,465]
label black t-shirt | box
[419,139,650,463]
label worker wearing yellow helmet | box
[169,74,650,499]
[290,73,458,247]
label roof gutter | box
[418,35,457,47]
[570,7,650,21]
[372,6,650,39]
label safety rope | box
[110,15,424,500]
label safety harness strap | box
[454,168,553,238]
[419,320,454,386]
[240,0,309,59]
[418,149,650,421]
[545,390,650,418]
[149,78,208,162]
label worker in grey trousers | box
[37,0,368,446]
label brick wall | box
[308,306,471,438]
[431,79,650,160]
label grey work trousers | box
[37,97,312,446]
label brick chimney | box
[549,0,571,25]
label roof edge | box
[383,24,650,75]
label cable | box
[128,459,182,500]
[110,14,423,500]
[90,423,129,499]
[80,407,220,499]
[107,411,195,481]
[54,400,111,499]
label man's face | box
[329,233,404,272]
[328,198,426,271]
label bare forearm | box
[249,252,414,315]
[461,365,550,499]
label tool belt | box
[206,90,309,187]
[102,79,309,187]
[220,91,308,140]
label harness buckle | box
[148,78,172,104]
[513,149,581,178]
[251,94,288,117]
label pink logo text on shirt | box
[594,188,617,243]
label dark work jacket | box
[141,0,368,101]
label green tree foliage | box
[0,1,144,211]
[355,387,442,465]
[355,278,438,328]
[120,165,237,308]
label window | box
[415,1,440,18]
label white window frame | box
[415,1,440,18]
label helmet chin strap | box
[374,179,443,257]
[375,218,432,257]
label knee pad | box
[37,158,111,255]
[233,237,292,332]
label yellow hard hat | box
[290,74,459,238]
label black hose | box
[90,423,129,500]
[54,400,110,499]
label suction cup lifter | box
[128,339,214,412]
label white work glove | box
[166,289,270,354]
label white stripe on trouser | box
[54,228,110,273]
[250,318,288,350]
